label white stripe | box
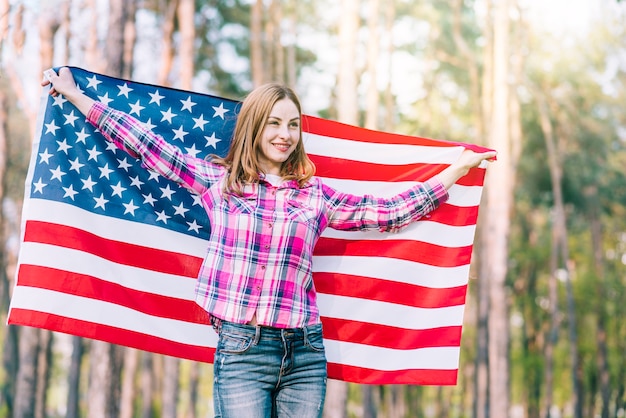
[302,132,463,165]
[9,286,217,347]
[320,222,477,248]
[317,294,465,329]
[312,255,470,288]
[17,242,197,299]
[324,339,459,370]
[319,177,483,207]
[24,199,208,256]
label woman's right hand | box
[41,67,96,116]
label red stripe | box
[315,237,472,268]
[311,154,486,186]
[16,264,210,324]
[427,203,480,226]
[326,362,458,385]
[321,316,462,350]
[23,220,202,277]
[314,272,467,309]
[7,308,215,363]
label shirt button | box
[264,244,270,249]
[261,266,266,270]
[267,223,273,228]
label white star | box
[69,157,85,173]
[187,219,202,233]
[212,103,228,119]
[105,142,118,152]
[192,114,209,130]
[184,143,201,158]
[94,193,109,210]
[173,202,190,217]
[142,118,157,131]
[160,107,177,123]
[76,128,90,144]
[53,95,67,108]
[180,96,196,112]
[81,176,97,192]
[148,171,161,181]
[63,184,79,200]
[142,193,157,206]
[57,138,72,154]
[148,90,165,105]
[172,125,188,141]
[204,132,221,148]
[87,146,102,161]
[129,175,144,188]
[129,100,145,116]
[159,184,175,200]
[49,166,66,182]
[191,194,203,206]
[86,74,102,90]
[110,181,127,198]
[45,120,60,135]
[33,178,47,193]
[117,83,133,98]
[98,163,114,179]
[39,149,53,164]
[98,92,114,106]
[64,110,79,127]
[123,200,139,216]
[117,158,133,171]
[155,209,170,223]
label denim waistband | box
[217,320,322,342]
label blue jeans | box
[213,321,327,418]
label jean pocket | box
[217,331,254,354]
[304,328,326,352]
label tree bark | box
[13,327,39,418]
[157,0,179,86]
[177,0,195,90]
[250,0,264,86]
[140,352,155,418]
[119,348,139,418]
[162,356,180,418]
[66,336,84,418]
[364,0,379,130]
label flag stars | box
[155,209,170,224]
[117,83,133,98]
[75,128,90,144]
[192,114,208,130]
[69,157,85,173]
[33,178,47,194]
[184,143,201,158]
[110,181,127,198]
[129,100,145,116]
[160,107,177,123]
[39,149,53,164]
[87,146,102,161]
[142,193,157,206]
[123,200,139,216]
[180,96,196,112]
[105,142,118,153]
[56,138,72,154]
[117,158,133,171]
[191,194,203,206]
[98,92,114,106]
[64,110,80,127]
[98,163,114,179]
[204,132,221,149]
[187,219,202,233]
[45,120,60,135]
[52,94,67,108]
[148,90,165,105]
[81,176,97,192]
[173,202,190,217]
[62,184,79,200]
[212,103,228,119]
[86,74,102,90]
[93,193,109,210]
[159,184,176,200]
[142,118,157,131]
[49,166,66,182]
[129,175,144,188]
[172,125,188,141]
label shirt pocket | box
[285,199,316,224]
[226,194,257,215]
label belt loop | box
[303,325,309,344]
[254,325,261,345]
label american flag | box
[8,67,490,385]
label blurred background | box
[0,0,625,417]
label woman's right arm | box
[42,67,223,193]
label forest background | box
[0,0,625,417]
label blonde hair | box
[212,83,315,195]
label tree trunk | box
[270,0,284,83]
[177,0,195,90]
[382,0,395,130]
[34,329,53,418]
[0,0,8,43]
[105,0,126,76]
[157,0,179,86]
[122,0,138,79]
[84,0,103,73]
[13,327,39,418]
[140,352,155,418]
[66,336,84,418]
[87,341,112,418]
[485,0,512,417]
[364,0,379,130]
[162,356,180,418]
[120,348,139,418]
[250,0,264,86]
[186,361,199,418]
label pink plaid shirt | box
[88,102,449,328]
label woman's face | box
[258,98,301,176]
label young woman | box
[43,67,496,418]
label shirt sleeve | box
[86,101,223,194]
[321,177,449,232]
